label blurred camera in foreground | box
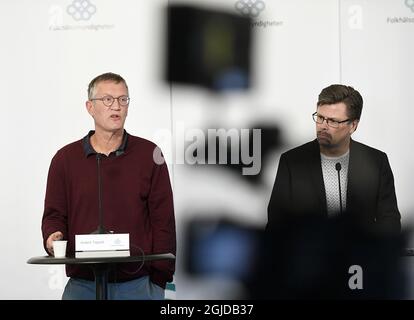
[184,215,408,299]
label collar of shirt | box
[82,129,128,158]
[320,149,350,161]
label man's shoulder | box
[126,134,166,161]
[281,139,387,158]
[54,139,83,157]
[127,133,158,150]
[282,140,318,159]
[351,140,386,158]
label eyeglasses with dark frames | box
[90,95,130,107]
[312,112,352,128]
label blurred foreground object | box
[183,215,408,299]
[166,5,252,91]
[184,217,260,282]
[250,215,408,299]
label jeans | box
[62,276,164,300]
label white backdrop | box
[0,0,413,299]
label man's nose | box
[317,119,329,129]
[110,99,121,110]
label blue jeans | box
[62,276,164,300]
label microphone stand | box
[335,162,343,215]
[92,153,110,234]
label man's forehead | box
[317,103,348,116]
[95,80,127,90]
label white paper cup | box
[53,240,67,258]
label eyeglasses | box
[90,95,130,107]
[312,112,351,128]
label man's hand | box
[46,231,63,256]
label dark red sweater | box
[41,132,176,288]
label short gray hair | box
[87,72,128,99]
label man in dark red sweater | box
[41,72,176,300]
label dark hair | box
[317,84,363,120]
[88,72,128,99]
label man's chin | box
[317,137,332,148]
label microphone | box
[335,162,343,215]
[92,153,110,234]
[75,152,130,259]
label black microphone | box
[335,162,343,215]
[92,153,110,234]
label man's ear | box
[350,119,359,134]
[86,100,94,117]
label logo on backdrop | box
[235,0,266,18]
[234,0,283,28]
[406,0,414,12]
[67,0,97,21]
[386,0,414,24]
[48,1,114,31]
